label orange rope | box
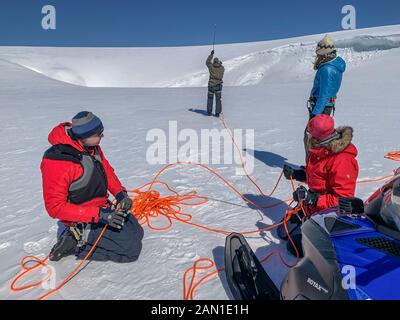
[129,162,291,235]
[10,256,51,292]
[36,226,107,300]
[357,174,394,184]
[10,226,107,300]
[220,114,267,196]
[385,151,400,161]
[183,204,303,300]
[183,258,223,300]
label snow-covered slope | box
[0,25,400,88]
[1,25,400,300]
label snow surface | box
[1,25,400,300]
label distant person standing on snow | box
[304,35,346,156]
[206,50,225,117]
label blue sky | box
[0,0,399,47]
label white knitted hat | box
[316,35,336,56]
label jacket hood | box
[213,58,222,67]
[321,56,346,73]
[328,126,355,154]
[48,122,85,152]
[309,126,357,158]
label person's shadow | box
[244,148,300,170]
[253,241,292,290]
[207,149,300,298]
[245,193,294,291]
[242,193,289,242]
[212,246,235,300]
[188,108,210,117]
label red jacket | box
[306,127,359,213]
[40,122,126,225]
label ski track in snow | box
[0,25,400,300]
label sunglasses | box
[94,130,104,137]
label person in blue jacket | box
[304,35,346,157]
[308,34,346,118]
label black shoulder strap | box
[43,144,83,163]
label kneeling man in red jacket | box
[41,111,143,262]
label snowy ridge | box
[166,34,400,87]
[0,25,399,88]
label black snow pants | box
[76,214,144,263]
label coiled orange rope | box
[129,162,291,235]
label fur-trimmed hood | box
[308,126,357,158]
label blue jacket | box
[310,56,346,115]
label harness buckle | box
[70,223,88,248]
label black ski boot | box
[214,113,220,118]
[49,228,78,261]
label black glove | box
[283,164,295,180]
[283,164,307,182]
[115,191,133,212]
[98,208,128,229]
[292,186,319,207]
[211,50,215,55]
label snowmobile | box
[225,171,400,300]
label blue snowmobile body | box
[322,215,400,300]
[225,173,400,300]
